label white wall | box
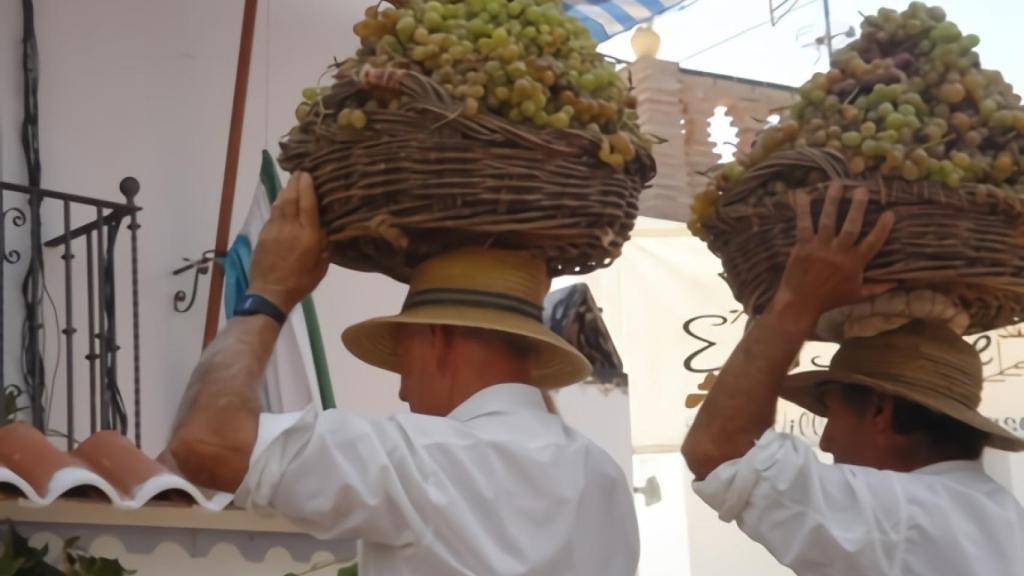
[0,0,639,466]
[0,0,411,452]
[1,0,28,417]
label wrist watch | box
[234,293,287,324]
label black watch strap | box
[234,293,287,324]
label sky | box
[598,0,1024,91]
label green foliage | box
[0,523,134,576]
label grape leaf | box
[0,558,25,576]
[76,556,136,576]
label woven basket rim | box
[276,63,657,282]
[701,146,1024,336]
[715,147,1024,217]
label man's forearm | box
[683,300,815,480]
[168,314,281,491]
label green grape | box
[950,151,971,169]
[351,109,368,129]
[991,110,1016,130]
[949,112,971,133]
[410,45,439,61]
[841,131,863,148]
[508,62,528,80]
[885,113,908,130]
[578,73,599,92]
[938,82,966,103]
[396,16,417,42]
[897,104,918,117]
[524,6,543,24]
[943,171,961,188]
[549,112,571,129]
[467,18,492,38]
[902,161,923,181]
[424,11,444,31]
[929,21,960,44]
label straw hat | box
[782,321,1024,452]
[342,247,592,388]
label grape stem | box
[842,86,861,106]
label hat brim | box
[783,370,1024,452]
[342,304,593,389]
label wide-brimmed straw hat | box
[783,320,1024,452]
[342,247,592,388]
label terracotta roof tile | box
[0,423,232,510]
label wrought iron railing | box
[0,179,141,449]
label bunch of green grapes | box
[697,1,1024,228]
[294,0,648,169]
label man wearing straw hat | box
[683,182,1024,575]
[165,173,640,575]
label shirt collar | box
[913,459,985,476]
[447,383,548,423]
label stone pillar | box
[624,58,688,223]
[681,91,719,204]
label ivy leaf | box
[337,564,358,576]
[5,525,54,570]
[0,524,60,576]
[0,558,25,576]
[76,556,136,576]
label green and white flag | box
[223,151,335,411]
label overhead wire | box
[680,0,819,63]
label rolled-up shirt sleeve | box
[693,430,906,575]
[234,406,425,546]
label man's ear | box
[871,393,895,433]
[430,325,456,375]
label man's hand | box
[770,182,896,332]
[249,171,329,313]
[682,181,895,481]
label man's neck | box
[887,445,962,472]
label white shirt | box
[236,383,640,575]
[694,430,1024,576]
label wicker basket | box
[278,65,656,283]
[701,147,1024,335]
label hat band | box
[402,288,544,321]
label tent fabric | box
[563,0,689,42]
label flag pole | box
[203,0,259,348]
